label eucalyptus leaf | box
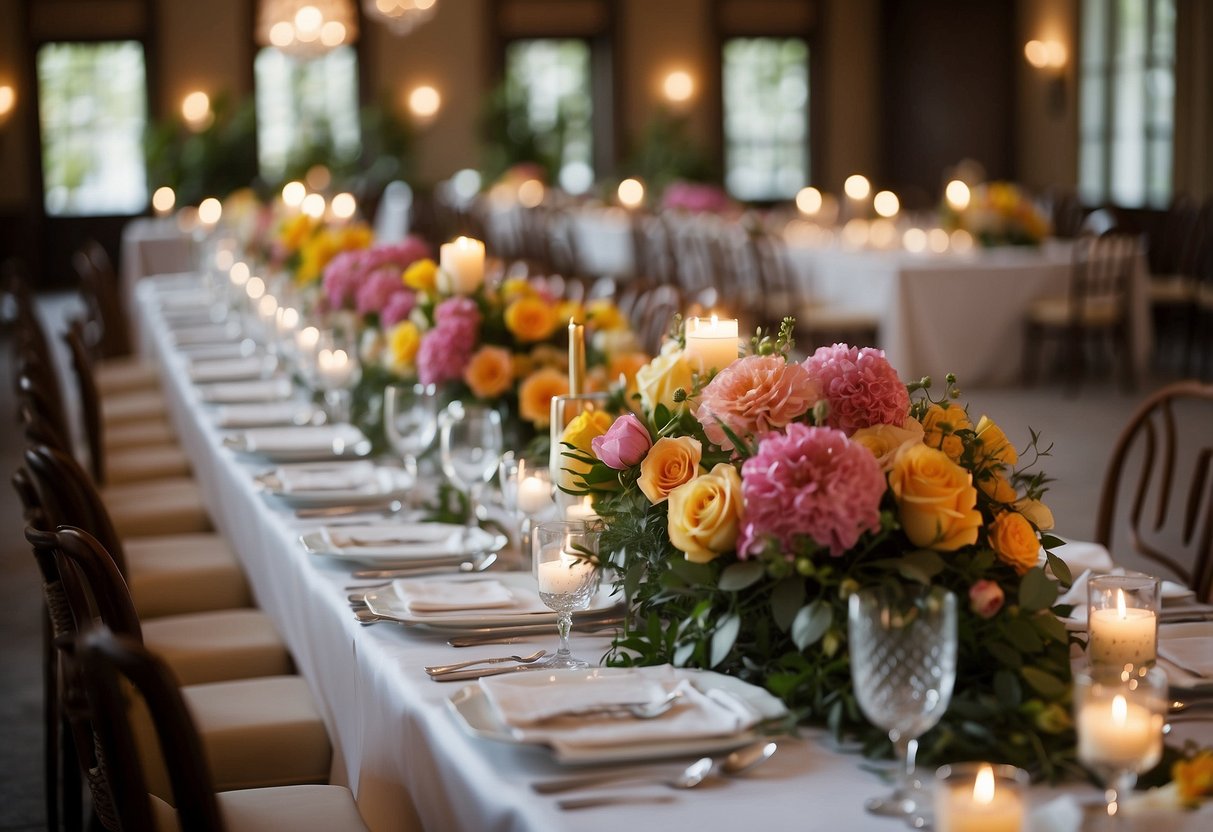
[1002,619,1044,652]
[667,558,714,586]
[994,669,1023,708]
[986,642,1023,669]
[1039,534,1066,551]
[719,561,765,592]
[710,613,741,667]
[791,601,832,651]
[1019,568,1059,612]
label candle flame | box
[1112,694,1127,725]
[1116,588,1127,619]
[710,313,719,326]
[973,764,996,805]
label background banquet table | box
[132,274,1205,832]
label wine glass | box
[312,330,361,424]
[439,402,503,530]
[1075,666,1167,825]
[384,383,439,487]
[532,521,601,670]
[848,584,957,821]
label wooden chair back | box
[634,284,683,355]
[1068,232,1139,328]
[63,322,107,484]
[1095,381,1213,601]
[74,240,132,358]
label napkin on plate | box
[1046,539,1114,575]
[201,378,293,404]
[171,323,240,346]
[1158,622,1213,689]
[275,461,378,493]
[189,356,271,383]
[1058,567,1194,625]
[238,424,366,453]
[322,523,478,558]
[184,341,258,363]
[392,578,516,612]
[214,401,315,428]
[1159,637,1213,679]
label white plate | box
[189,356,276,383]
[300,524,506,567]
[256,463,413,507]
[446,668,787,765]
[223,425,372,461]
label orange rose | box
[668,464,744,563]
[637,436,702,504]
[978,469,1018,504]
[518,367,569,427]
[505,296,559,343]
[889,444,982,552]
[974,415,1018,466]
[463,346,513,400]
[851,419,925,471]
[988,511,1040,575]
[921,402,971,461]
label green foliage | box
[479,78,562,186]
[144,93,259,205]
[623,109,716,197]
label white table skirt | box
[134,276,1206,832]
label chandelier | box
[363,0,438,36]
[257,0,359,58]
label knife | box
[429,662,547,682]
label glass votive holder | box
[1087,573,1160,671]
[934,762,1028,832]
[498,453,554,563]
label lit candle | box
[537,539,597,596]
[438,236,486,295]
[518,475,553,516]
[936,765,1024,832]
[316,348,355,388]
[568,318,586,396]
[1078,693,1163,770]
[275,306,299,338]
[1088,589,1157,669]
[684,315,739,375]
[295,325,319,355]
[564,496,598,522]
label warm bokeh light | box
[795,186,823,216]
[873,190,900,218]
[841,218,870,248]
[1025,39,1067,70]
[197,197,222,226]
[229,261,250,287]
[0,84,15,119]
[945,179,971,211]
[451,169,482,202]
[257,294,279,320]
[214,249,234,271]
[245,275,266,300]
[305,165,331,191]
[928,227,950,253]
[408,85,441,120]
[950,229,975,253]
[843,174,871,201]
[617,178,645,209]
[151,186,176,215]
[181,91,211,130]
[301,193,326,218]
[869,219,897,249]
[903,227,927,253]
[320,21,346,47]
[295,5,323,37]
[662,70,695,103]
[282,180,307,207]
[330,192,357,220]
[517,179,545,208]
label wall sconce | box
[181,90,213,131]
[407,84,441,124]
[0,84,16,128]
[661,70,694,105]
[1024,39,1067,117]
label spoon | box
[426,650,547,676]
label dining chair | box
[633,284,683,355]
[1149,197,1209,371]
[24,525,333,807]
[73,239,134,358]
[1094,381,1213,601]
[71,624,368,832]
[1023,231,1140,391]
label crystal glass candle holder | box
[934,762,1028,832]
[1088,573,1160,672]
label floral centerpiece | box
[560,322,1081,777]
[271,213,374,289]
[946,181,1051,247]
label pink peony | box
[695,355,821,451]
[434,296,482,334]
[380,290,417,329]
[361,237,430,273]
[322,249,368,310]
[738,423,885,558]
[591,414,653,469]
[969,580,1005,619]
[802,344,910,435]
[416,323,475,385]
[355,267,404,316]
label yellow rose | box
[556,300,585,325]
[501,276,533,302]
[635,350,693,414]
[668,463,744,563]
[851,419,925,471]
[889,444,983,552]
[586,299,627,331]
[518,367,569,427]
[988,511,1040,575]
[1174,750,1213,806]
[463,346,513,399]
[974,415,1018,466]
[556,409,614,491]
[1014,498,1055,531]
[921,402,971,460]
[638,436,702,504]
[978,469,1019,504]
[387,322,421,372]
[505,296,559,343]
[403,258,439,292]
[278,214,316,252]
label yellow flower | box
[889,444,983,552]
[387,322,421,372]
[668,463,743,564]
[403,258,439,292]
[505,296,559,343]
[556,409,614,491]
[500,276,534,302]
[978,469,1019,504]
[988,511,1040,575]
[1014,498,1055,531]
[635,350,693,414]
[463,346,513,400]
[518,367,569,427]
[556,300,585,325]
[1174,750,1213,807]
[920,402,971,461]
[638,436,702,504]
[586,299,627,331]
[338,224,373,250]
[278,214,316,252]
[974,415,1018,466]
[851,419,925,471]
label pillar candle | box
[936,765,1024,832]
[439,236,485,294]
[537,549,596,596]
[684,315,739,375]
[1078,694,1162,771]
[1088,589,1157,669]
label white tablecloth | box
[120,217,193,329]
[133,275,1206,832]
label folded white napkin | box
[201,378,293,404]
[1058,567,1193,625]
[393,578,516,612]
[1159,637,1213,678]
[184,341,258,362]
[1045,539,1114,575]
[189,356,272,383]
[214,402,314,428]
[322,523,492,560]
[171,323,241,345]
[1027,794,1083,832]
[1159,622,1213,689]
[275,461,378,493]
[239,424,366,453]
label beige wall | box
[1015,0,1079,193]
[156,0,249,116]
[818,0,880,192]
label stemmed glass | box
[383,383,439,488]
[848,584,957,822]
[532,521,601,670]
[439,402,503,531]
[499,453,555,561]
[311,330,361,424]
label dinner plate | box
[255,462,413,507]
[361,571,617,628]
[446,668,787,765]
[189,355,277,383]
[300,524,506,567]
[223,425,372,461]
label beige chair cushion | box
[103,389,169,427]
[106,417,177,452]
[1028,295,1123,328]
[103,478,213,537]
[144,608,293,686]
[96,357,160,396]
[1148,274,1196,304]
[106,443,192,486]
[151,786,367,832]
[125,533,252,619]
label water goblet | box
[1075,666,1167,825]
[439,402,503,531]
[312,330,361,424]
[848,585,958,821]
[532,521,602,670]
[383,382,439,488]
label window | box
[504,39,594,194]
[723,37,809,202]
[36,41,148,216]
[1079,0,1176,207]
[254,45,361,182]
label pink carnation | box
[416,324,475,385]
[434,296,482,335]
[322,249,368,310]
[591,414,652,469]
[802,344,909,435]
[355,267,404,316]
[380,290,417,328]
[738,424,885,558]
[695,355,821,450]
[361,237,430,273]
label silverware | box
[429,662,546,683]
[445,617,623,647]
[425,649,547,676]
[351,552,498,579]
[558,795,677,811]
[295,500,401,519]
[539,689,682,721]
[354,609,384,625]
[534,740,777,795]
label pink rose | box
[969,580,1005,619]
[591,414,653,469]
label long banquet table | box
[133,274,1208,832]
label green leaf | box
[986,642,1023,668]
[1031,611,1069,645]
[1021,667,1067,699]
[993,669,1023,707]
[1039,534,1065,550]
[1045,552,1073,587]
[719,561,765,592]
[710,613,740,667]
[667,558,714,586]
[672,641,695,667]
[791,601,832,651]
[898,549,945,584]
[1019,568,1059,612]
[1002,618,1044,652]
[770,577,805,632]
